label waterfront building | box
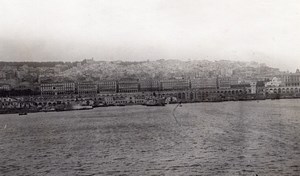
[113,96,143,105]
[77,83,97,95]
[265,77,282,87]
[230,77,239,85]
[256,81,266,99]
[139,79,160,92]
[77,98,94,106]
[217,77,231,89]
[282,73,300,86]
[114,97,128,105]
[118,78,139,93]
[126,96,138,104]
[189,88,245,102]
[0,97,22,109]
[256,81,265,95]
[190,77,217,89]
[104,97,115,105]
[134,97,146,104]
[98,80,117,93]
[264,75,300,96]
[40,82,76,96]
[160,79,190,91]
[265,86,300,97]
[230,83,252,94]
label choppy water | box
[0,99,300,176]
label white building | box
[265,77,282,87]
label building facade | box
[77,83,97,95]
[160,79,190,91]
[217,77,231,89]
[139,79,160,92]
[98,80,117,93]
[282,73,300,86]
[118,79,139,93]
[190,77,217,89]
[40,82,76,96]
[265,86,300,97]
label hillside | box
[60,59,282,81]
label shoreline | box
[1,96,299,116]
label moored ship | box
[71,104,93,110]
[145,99,166,106]
[55,103,93,111]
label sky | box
[0,0,300,71]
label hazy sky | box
[0,0,300,71]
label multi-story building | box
[40,82,76,96]
[160,79,190,91]
[118,78,139,93]
[104,97,115,105]
[139,79,160,92]
[230,83,252,94]
[256,81,265,95]
[282,73,300,86]
[188,87,247,102]
[98,80,117,93]
[190,77,217,89]
[77,83,97,95]
[230,76,239,85]
[217,77,231,89]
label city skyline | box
[1,0,300,71]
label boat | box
[93,103,108,107]
[270,93,281,100]
[55,103,93,111]
[41,107,55,112]
[70,105,93,110]
[145,99,165,106]
[19,112,27,115]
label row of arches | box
[267,87,300,93]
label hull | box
[55,104,93,111]
[145,99,166,106]
[71,105,93,110]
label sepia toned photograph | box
[0,0,300,175]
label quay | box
[1,87,300,115]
